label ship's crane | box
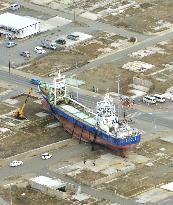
[15,88,33,120]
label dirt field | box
[0,3,6,10]
[77,39,173,95]
[103,0,173,34]
[77,64,136,95]
[0,95,70,158]
[22,50,89,76]
[0,186,70,205]
[0,184,116,205]
[75,32,127,59]
[101,136,173,197]
[0,87,7,93]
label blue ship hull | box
[42,96,141,152]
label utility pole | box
[73,0,76,22]
[4,183,13,205]
[9,59,11,74]
[76,77,79,101]
[10,184,13,205]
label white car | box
[143,96,156,104]
[10,3,21,10]
[34,46,46,54]
[41,153,52,160]
[154,94,165,103]
[10,160,23,167]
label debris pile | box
[153,20,173,32]
[122,61,154,72]
[130,46,166,59]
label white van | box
[154,94,165,103]
[143,96,156,104]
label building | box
[0,12,40,39]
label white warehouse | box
[0,12,40,39]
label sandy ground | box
[77,64,134,95]
[101,134,173,197]
[0,94,70,159]
[103,0,173,34]
[22,50,90,76]
[77,39,173,95]
[0,186,70,205]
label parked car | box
[20,51,31,58]
[10,160,23,167]
[30,78,42,85]
[34,46,46,54]
[41,153,52,160]
[143,96,156,104]
[41,40,57,50]
[67,33,79,41]
[153,94,165,103]
[6,41,17,48]
[9,3,21,11]
[55,38,66,45]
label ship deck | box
[59,104,97,127]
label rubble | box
[122,61,154,72]
[153,20,173,32]
[130,46,166,59]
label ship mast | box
[53,70,66,105]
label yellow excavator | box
[15,88,33,120]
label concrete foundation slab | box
[128,153,150,164]
[136,188,173,203]
[161,136,173,144]
[35,112,49,118]
[161,182,173,192]
[73,193,90,201]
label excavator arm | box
[15,88,33,120]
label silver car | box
[6,41,17,48]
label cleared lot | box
[0,93,70,159]
[77,39,173,95]
[102,0,173,34]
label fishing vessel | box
[39,72,141,157]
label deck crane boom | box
[15,88,33,120]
